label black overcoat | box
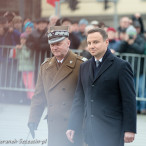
[68,52,136,146]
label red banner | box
[46,0,60,7]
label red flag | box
[46,0,60,7]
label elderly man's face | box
[50,38,70,60]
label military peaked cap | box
[48,26,69,44]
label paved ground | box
[0,103,146,146]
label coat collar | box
[46,50,77,90]
[45,50,76,70]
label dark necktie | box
[96,60,100,68]
[94,60,101,78]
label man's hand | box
[124,132,135,143]
[28,123,37,139]
[66,130,75,143]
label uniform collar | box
[46,50,77,70]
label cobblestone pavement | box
[0,103,146,146]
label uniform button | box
[92,84,94,87]
[91,100,94,102]
[62,88,66,91]
[91,115,94,118]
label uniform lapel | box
[45,57,58,86]
[49,51,77,90]
[93,53,114,83]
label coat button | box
[62,88,66,91]
[91,115,94,118]
[64,118,67,121]
[62,102,66,105]
[92,84,94,87]
[91,100,94,102]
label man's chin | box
[90,52,96,56]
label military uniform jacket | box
[28,50,85,146]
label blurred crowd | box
[0,11,146,113]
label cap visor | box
[48,37,66,44]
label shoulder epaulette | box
[77,55,88,62]
[41,58,51,65]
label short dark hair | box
[61,17,72,25]
[87,28,108,41]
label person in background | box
[61,17,80,49]
[90,20,99,28]
[131,12,144,34]
[1,14,20,91]
[117,16,130,34]
[98,22,108,32]
[12,16,23,34]
[118,25,144,54]
[78,24,95,59]
[107,27,121,53]
[133,20,145,40]
[77,18,89,42]
[28,26,86,146]
[49,15,59,27]
[23,21,34,35]
[26,18,50,84]
[22,17,32,32]
[15,33,35,101]
[118,25,145,114]
[71,20,79,33]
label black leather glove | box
[28,123,37,139]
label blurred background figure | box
[107,27,121,53]
[23,21,34,35]
[90,20,99,28]
[26,18,50,84]
[12,16,23,34]
[131,12,145,34]
[22,17,32,32]
[98,21,108,32]
[78,24,94,59]
[49,15,59,27]
[61,17,80,49]
[118,25,145,114]
[133,20,145,40]
[71,20,79,33]
[118,25,144,54]
[15,33,35,102]
[77,18,89,42]
[117,16,130,34]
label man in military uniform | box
[28,26,86,146]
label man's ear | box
[105,38,109,46]
[68,39,71,47]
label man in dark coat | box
[28,26,86,146]
[26,18,50,84]
[66,28,136,146]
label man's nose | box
[90,43,95,49]
[52,45,57,49]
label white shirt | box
[57,58,64,63]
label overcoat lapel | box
[89,59,94,82]
[93,53,115,83]
[48,51,77,90]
